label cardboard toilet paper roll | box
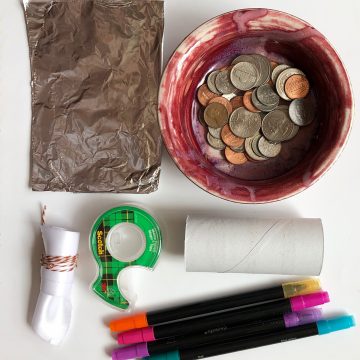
[185,216,324,275]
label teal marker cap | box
[145,351,180,360]
[317,315,356,335]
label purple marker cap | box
[117,326,156,345]
[284,308,323,328]
[290,291,330,312]
[112,343,149,360]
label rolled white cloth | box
[32,225,80,345]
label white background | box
[0,0,359,359]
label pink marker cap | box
[112,343,149,360]
[117,326,156,345]
[290,291,330,312]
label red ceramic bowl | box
[158,9,353,203]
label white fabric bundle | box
[32,225,80,345]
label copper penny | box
[209,96,233,114]
[221,124,245,148]
[230,96,244,110]
[197,84,218,106]
[224,147,248,165]
[284,74,310,99]
[243,91,261,113]
[204,102,228,128]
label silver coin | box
[207,132,226,150]
[251,54,271,87]
[230,62,258,91]
[289,98,316,126]
[251,133,264,157]
[258,136,282,158]
[232,54,257,65]
[276,68,305,101]
[262,109,298,142]
[251,89,278,112]
[208,126,222,139]
[256,84,280,106]
[245,137,267,161]
[229,107,262,138]
[215,70,237,94]
[271,64,290,83]
[207,70,221,95]
[283,122,299,141]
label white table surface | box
[1,0,359,359]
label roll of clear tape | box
[185,216,324,275]
[32,225,79,345]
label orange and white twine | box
[40,254,78,272]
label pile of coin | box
[197,54,315,165]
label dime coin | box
[207,132,226,150]
[229,107,262,138]
[209,96,233,114]
[271,64,290,83]
[197,84,217,106]
[251,54,271,87]
[221,124,245,148]
[208,126,222,139]
[204,102,229,128]
[289,97,316,126]
[251,89,278,112]
[258,136,282,157]
[215,70,237,94]
[256,84,280,106]
[243,91,261,113]
[230,96,244,110]
[245,137,267,161]
[284,74,310,99]
[207,70,221,95]
[262,109,298,142]
[224,146,248,165]
[276,68,305,101]
[230,62,258,90]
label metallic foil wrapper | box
[23,0,164,193]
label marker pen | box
[112,309,322,360]
[144,316,355,360]
[117,291,329,345]
[110,279,320,332]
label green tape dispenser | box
[90,205,162,309]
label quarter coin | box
[245,137,267,161]
[262,109,298,142]
[251,54,271,87]
[289,97,316,126]
[256,84,280,106]
[230,62,258,90]
[229,107,262,138]
[204,102,229,128]
[251,89,278,112]
[258,136,282,157]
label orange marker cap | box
[109,313,148,332]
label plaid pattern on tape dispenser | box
[90,206,162,309]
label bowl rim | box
[158,8,354,204]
